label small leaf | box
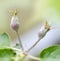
[40,45,60,61]
[0,47,25,61]
[0,48,16,61]
[0,33,10,47]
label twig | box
[27,21,51,52]
[28,55,40,61]
[27,38,41,52]
[16,31,24,50]
[7,47,40,61]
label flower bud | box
[38,26,47,38]
[38,21,50,38]
[10,16,20,32]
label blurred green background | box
[0,0,60,41]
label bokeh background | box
[0,0,60,41]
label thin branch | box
[27,29,49,52]
[22,50,40,61]
[16,31,24,50]
[28,55,40,61]
[7,47,40,61]
[27,38,41,52]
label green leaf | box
[0,48,16,61]
[0,47,25,61]
[40,45,60,61]
[0,33,10,47]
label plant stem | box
[16,31,24,50]
[27,28,49,52]
[7,47,40,61]
[27,38,41,52]
[28,55,40,61]
[22,50,40,61]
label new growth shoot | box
[9,9,51,61]
[10,9,24,50]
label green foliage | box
[0,33,60,61]
[0,48,16,61]
[40,45,60,61]
[0,33,10,47]
[0,33,24,61]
